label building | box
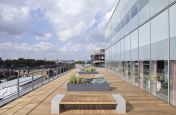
[105,0,176,107]
[91,49,105,67]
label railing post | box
[17,70,20,98]
[47,69,50,82]
[52,68,54,80]
[42,68,44,85]
[60,67,62,74]
[32,73,34,90]
[57,65,59,77]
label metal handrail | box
[0,65,72,106]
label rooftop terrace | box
[0,68,176,115]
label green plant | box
[68,75,107,84]
[69,76,82,84]
[81,68,96,73]
[69,76,76,84]
[91,77,107,84]
[76,77,82,84]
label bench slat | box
[60,102,117,105]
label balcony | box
[0,68,176,115]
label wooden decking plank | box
[1,68,176,115]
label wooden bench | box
[51,94,126,114]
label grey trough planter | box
[78,71,98,74]
[67,83,109,91]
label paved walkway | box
[0,68,176,115]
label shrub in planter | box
[67,75,109,91]
[82,78,93,84]
[79,68,97,74]
[69,76,82,84]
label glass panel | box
[117,42,121,61]
[139,61,151,92]
[150,0,169,17]
[131,61,136,85]
[170,61,176,106]
[170,4,176,60]
[131,30,138,61]
[125,35,131,61]
[170,3,176,107]
[169,0,176,4]
[131,1,138,18]
[151,10,169,60]
[134,61,139,86]
[127,61,132,82]
[150,10,169,101]
[138,0,150,25]
[139,22,150,60]
[150,61,168,101]
[119,62,125,79]
[121,39,125,61]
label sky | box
[0,0,117,60]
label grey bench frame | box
[51,94,65,114]
[51,93,126,114]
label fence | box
[0,65,72,106]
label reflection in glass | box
[131,61,139,86]
[134,61,139,86]
[150,61,168,101]
[140,61,150,92]
[169,3,176,106]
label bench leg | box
[51,94,65,114]
[112,94,126,114]
[116,100,126,114]
[51,101,60,114]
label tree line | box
[0,58,55,69]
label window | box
[131,30,139,61]
[125,35,131,61]
[151,10,169,60]
[169,3,176,107]
[150,10,169,101]
[138,0,149,11]
[121,39,125,60]
[139,22,150,60]
[169,0,176,4]
[150,0,169,17]
[170,4,176,60]
[138,0,150,25]
[131,2,138,18]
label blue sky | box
[0,0,117,60]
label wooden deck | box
[0,68,176,115]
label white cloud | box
[58,21,86,42]
[35,33,52,41]
[98,7,115,31]
[33,42,52,51]
[59,42,105,55]
[27,0,116,42]
[59,42,79,53]
[0,0,117,60]
[0,4,29,35]
[0,42,52,52]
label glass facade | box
[105,0,176,106]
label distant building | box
[58,60,75,64]
[91,49,105,67]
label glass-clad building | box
[105,0,176,106]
